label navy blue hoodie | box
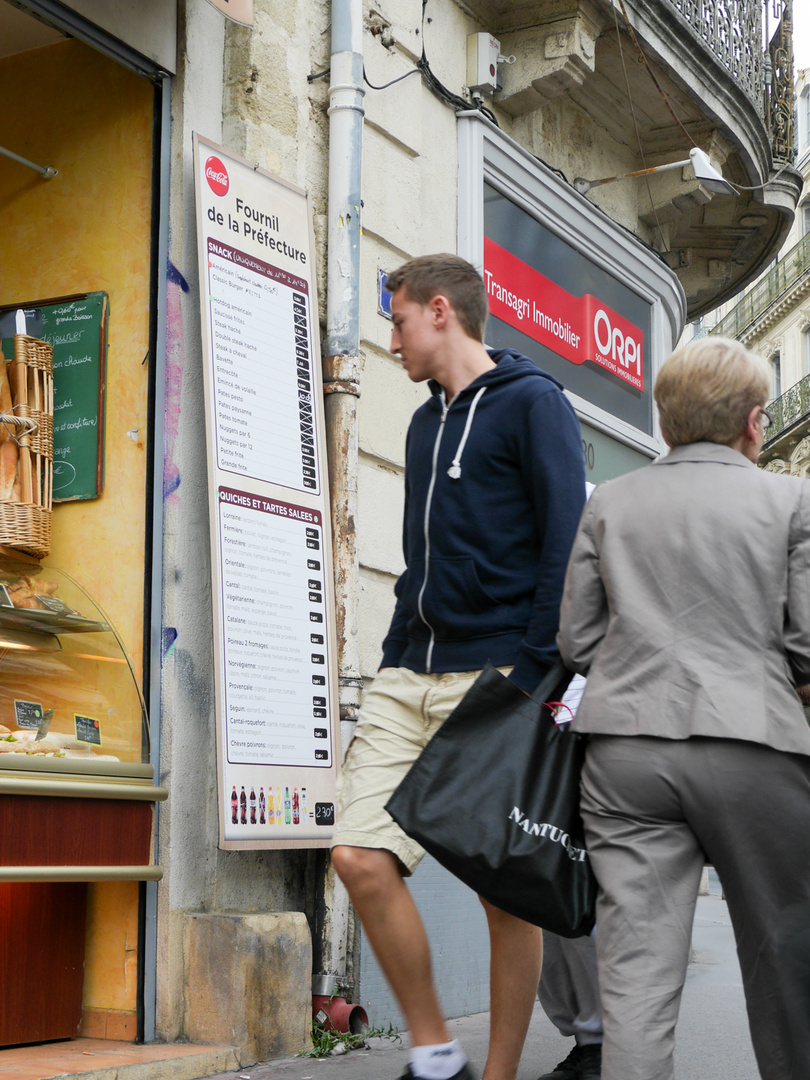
[380,349,586,692]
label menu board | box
[194,135,339,850]
[207,242,319,493]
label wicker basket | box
[0,335,54,560]
[0,503,52,560]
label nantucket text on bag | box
[508,806,588,863]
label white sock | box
[410,1039,467,1079]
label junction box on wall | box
[467,32,500,94]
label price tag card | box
[36,595,74,616]
[14,700,44,729]
[74,714,102,745]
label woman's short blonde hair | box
[654,337,771,448]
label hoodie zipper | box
[416,392,449,672]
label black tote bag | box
[385,662,596,937]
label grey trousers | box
[538,930,602,1047]
[581,735,810,1080]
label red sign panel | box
[484,237,644,391]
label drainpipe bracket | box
[323,378,361,397]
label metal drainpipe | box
[314,0,364,1000]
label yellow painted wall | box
[0,39,152,678]
[0,38,154,1030]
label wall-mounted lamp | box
[574,147,735,197]
[0,144,57,180]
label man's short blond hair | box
[654,337,771,448]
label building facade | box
[0,0,798,1071]
[708,66,810,474]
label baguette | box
[0,360,12,444]
[0,439,18,501]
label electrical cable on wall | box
[616,0,695,151]
[611,3,670,252]
[614,0,792,194]
[719,163,793,191]
[357,0,499,125]
[363,66,420,91]
[532,154,569,185]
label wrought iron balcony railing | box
[710,232,810,339]
[763,371,810,444]
[668,0,794,163]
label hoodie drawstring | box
[447,387,487,480]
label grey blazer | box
[558,441,810,757]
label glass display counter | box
[0,559,147,767]
[0,556,166,880]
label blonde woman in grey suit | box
[558,337,810,1080]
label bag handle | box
[529,659,574,708]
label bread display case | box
[0,555,165,880]
[0,562,143,760]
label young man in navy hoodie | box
[332,254,586,1080]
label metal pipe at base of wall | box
[313,994,369,1036]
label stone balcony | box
[759,371,810,474]
[712,232,810,341]
[468,0,803,319]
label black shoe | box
[536,1042,601,1080]
[399,1064,476,1080]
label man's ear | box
[430,294,452,327]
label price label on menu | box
[219,487,332,768]
[207,239,318,496]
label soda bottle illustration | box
[259,786,266,825]
[231,786,238,824]
[301,786,308,820]
[276,787,282,824]
[292,787,300,824]
[240,785,247,825]
[268,787,275,824]
[249,786,257,824]
[284,786,291,825]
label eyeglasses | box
[760,407,774,430]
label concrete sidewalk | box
[198,892,759,1080]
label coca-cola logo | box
[205,156,229,196]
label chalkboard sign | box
[0,293,108,502]
[14,700,44,730]
[74,714,102,745]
